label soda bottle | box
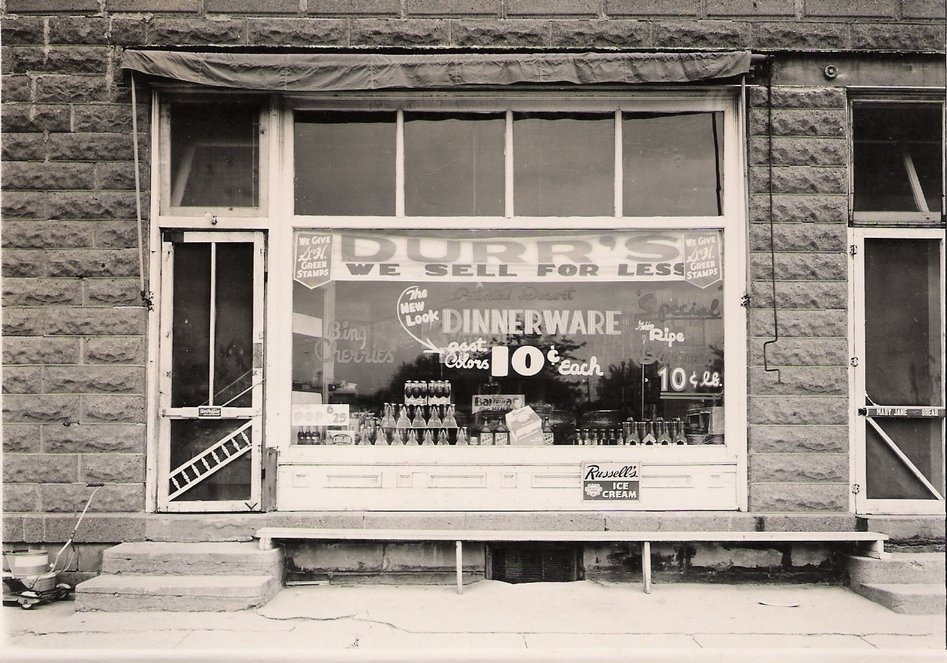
[422,428,435,446]
[627,421,640,446]
[437,428,449,446]
[456,426,469,446]
[480,417,495,446]
[641,422,656,446]
[468,415,482,446]
[673,418,688,445]
[494,417,510,446]
[406,428,419,445]
[391,427,404,445]
[656,419,672,446]
[396,404,410,429]
[444,404,458,428]
[410,404,425,429]
[542,416,555,445]
[428,404,443,428]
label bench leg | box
[456,541,463,595]
[642,541,652,594]
[862,539,891,560]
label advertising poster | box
[582,462,641,501]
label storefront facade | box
[2,2,945,581]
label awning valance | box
[120,50,752,92]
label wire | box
[762,62,781,382]
[131,72,153,311]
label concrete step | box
[850,581,946,615]
[75,574,280,612]
[847,552,945,585]
[102,542,282,577]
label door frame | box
[155,230,267,513]
[849,226,946,515]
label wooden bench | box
[255,527,889,595]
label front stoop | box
[848,552,946,614]
[75,542,283,612]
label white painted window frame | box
[268,91,749,511]
[147,89,748,512]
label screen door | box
[157,231,265,512]
[852,229,945,514]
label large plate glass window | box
[290,229,725,448]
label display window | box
[290,229,725,448]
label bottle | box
[627,421,640,446]
[422,428,435,446]
[468,415,482,446]
[420,380,430,406]
[481,417,495,446]
[456,426,469,446]
[673,418,687,445]
[656,419,672,446]
[541,416,555,445]
[437,428,449,446]
[444,404,458,428]
[406,428,419,445]
[428,404,443,429]
[391,427,404,445]
[642,421,656,446]
[444,380,452,406]
[312,427,323,445]
[494,417,510,446]
[396,404,410,429]
[410,404,425,429]
[357,424,371,446]
[607,429,619,446]
[296,427,305,444]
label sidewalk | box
[3,580,946,662]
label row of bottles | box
[404,380,452,407]
[580,418,687,446]
[380,403,459,429]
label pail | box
[4,549,50,576]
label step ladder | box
[168,421,253,501]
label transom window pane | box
[513,113,614,216]
[170,102,259,209]
[404,113,506,217]
[853,105,943,213]
[295,111,397,216]
[623,112,724,217]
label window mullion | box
[505,109,514,218]
[208,242,217,407]
[614,109,622,218]
[396,109,405,217]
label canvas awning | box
[120,50,752,91]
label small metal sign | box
[197,406,222,419]
[582,462,640,501]
[859,406,946,418]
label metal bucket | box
[4,550,49,577]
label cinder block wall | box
[2,1,945,549]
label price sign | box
[291,404,350,427]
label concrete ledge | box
[850,581,947,615]
[8,510,866,545]
[848,553,945,585]
[858,515,946,545]
[75,574,280,612]
[102,541,283,576]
